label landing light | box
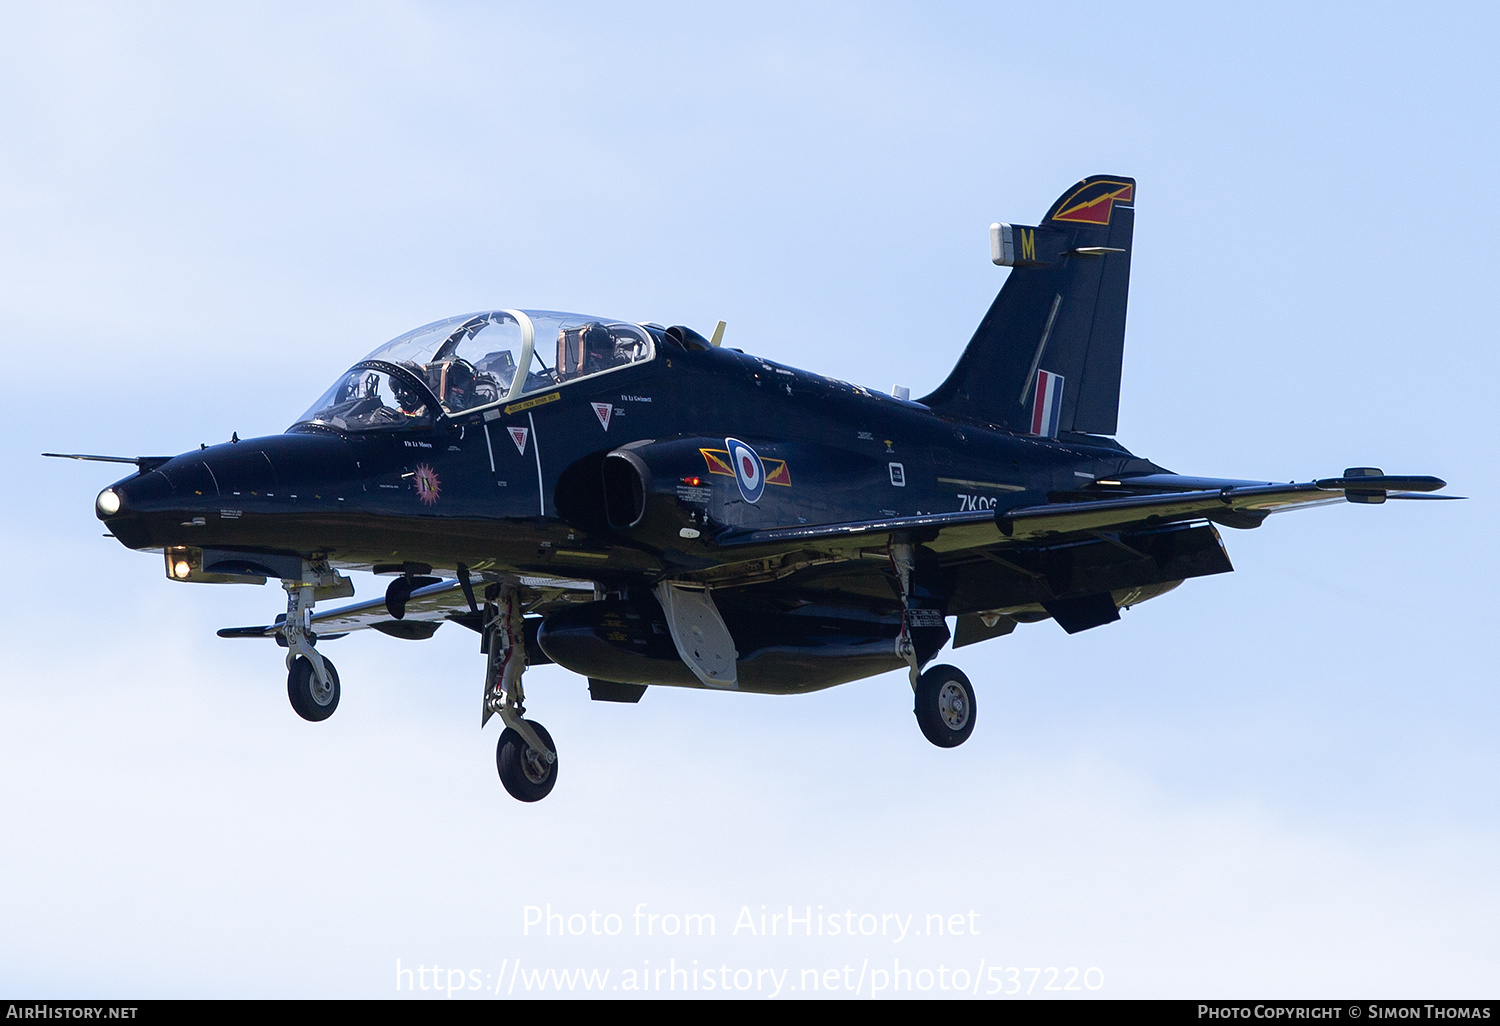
[96,488,120,516]
[173,560,192,579]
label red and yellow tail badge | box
[700,448,791,486]
[1050,180,1135,226]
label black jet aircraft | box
[55,175,1451,802]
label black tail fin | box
[920,175,1136,437]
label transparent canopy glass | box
[293,310,655,432]
[296,367,435,433]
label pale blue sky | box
[3,2,1496,998]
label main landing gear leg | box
[482,581,557,802]
[890,538,921,690]
[282,576,340,721]
[890,536,976,748]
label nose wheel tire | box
[287,655,340,721]
[496,720,558,802]
[914,664,975,748]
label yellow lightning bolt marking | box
[1054,183,1133,222]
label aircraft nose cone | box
[98,464,171,518]
[98,432,357,550]
[96,465,173,547]
[98,454,214,520]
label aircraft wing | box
[216,473,1450,638]
[217,575,595,641]
[713,472,1452,556]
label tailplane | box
[920,175,1136,437]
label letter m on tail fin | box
[922,175,1136,437]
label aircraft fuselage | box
[101,343,1162,580]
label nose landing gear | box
[280,575,342,723]
[483,581,558,802]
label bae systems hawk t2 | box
[54,176,1451,802]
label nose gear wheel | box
[496,720,558,802]
[287,655,341,721]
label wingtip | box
[1315,474,1448,493]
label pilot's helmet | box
[581,323,614,369]
[583,323,611,352]
[443,359,476,407]
[391,368,426,414]
[446,358,474,388]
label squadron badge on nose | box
[413,463,441,506]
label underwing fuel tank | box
[536,592,907,695]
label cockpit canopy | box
[293,310,655,432]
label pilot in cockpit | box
[556,322,617,383]
[403,357,502,414]
[391,370,430,418]
[436,359,476,410]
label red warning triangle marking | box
[592,402,614,431]
[507,426,529,453]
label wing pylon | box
[217,575,594,640]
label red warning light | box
[681,476,702,487]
